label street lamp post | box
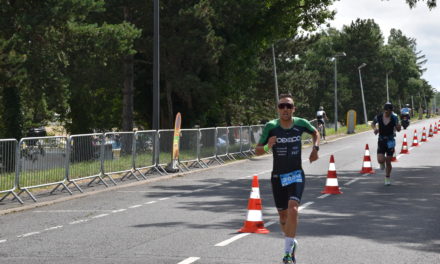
[152,0,160,130]
[332,52,346,132]
[385,72,390,102]
[272,44,280,104]
[358,63,368,125]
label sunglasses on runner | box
[278,103,294,109]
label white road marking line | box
[44,225,63,231]
[18,232,40,238]
[92,214,109,219]
[33,210,114,213]
[112,209,126,213]
[299,202,314,211]
[215,233,250,247]
[344,178,361,186]
[177,257,200,264]
[145,201,157,204]
[317,194,331,199]
[0,239,6,243]
[215,221,277,247]
[129,205,143,209]
[159,197,170,200]
[69,219,89,225]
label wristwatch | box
[313,145,320,151]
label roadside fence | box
[0,125,276,204]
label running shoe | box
[384,177,391,186]
[380,163,385,170]
[282,254,293,264]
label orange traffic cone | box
[391,151,398,162]
[400,134,409,154]
[411,129,419,147]
[421,127,427,142]
[434,123,438,134]
[321,155,342,194]
[238,175,269,234]
[428,125,434,138]
[360,144,375,174]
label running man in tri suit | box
[371,102,401,186]
[256,94,320,264]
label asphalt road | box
[0,118,439,264]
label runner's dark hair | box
[279,93,293,101]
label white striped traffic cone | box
[360,144,375,174]
[421,127,427,142]
[434,122,438,134]
[321,155,342,194]
[238,175,269,234]
[400,134,409,154]
[428,125,434,138]
[411,129,419,147]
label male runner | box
[316,106,328,139]
[371,102,401,185]
[256,94,319,264]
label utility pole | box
[152,0,160,130]
[272,44,279,105]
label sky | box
[327,0,440,91]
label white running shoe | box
[384,177,391,186]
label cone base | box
[360,168,375,174]
[400,150,409,154]
[321,187,342,195]
[238,221,270,234]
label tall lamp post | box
[385,71,391,102]
[272,44,280,104]
[331,52,346,132]
[358,63,368,125]
[152,0,160,130]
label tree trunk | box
[122,6,134,132]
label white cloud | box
[328,0,440,89]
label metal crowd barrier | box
[102,132,136,183]
[240,126,252,157]
[134,130,163,177]
[199,128,221,165]
[180,129,205,169]
[215,127,230,162]
[0,125,273,204]
[227,126,243,159]
[0,139,23,204]
[157,129,174,172]
[67,133,108,192]
[17,136,71,202]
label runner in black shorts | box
[371,102,401,185]
[256,93,320,264]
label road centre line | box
[215,221,277,247]
[344,178,361,186]
[177,257,201,264]
[44,225,63,231]
[69,219,89,225]
[112,209,126,213]
[317,194,331,199]
[92,214,109,219]
[34,210,115,213]
[18,232,40,238]
[159,197,170,200]
[145,201,157,204]
[129,205,143,209]
[0,239,6,243]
